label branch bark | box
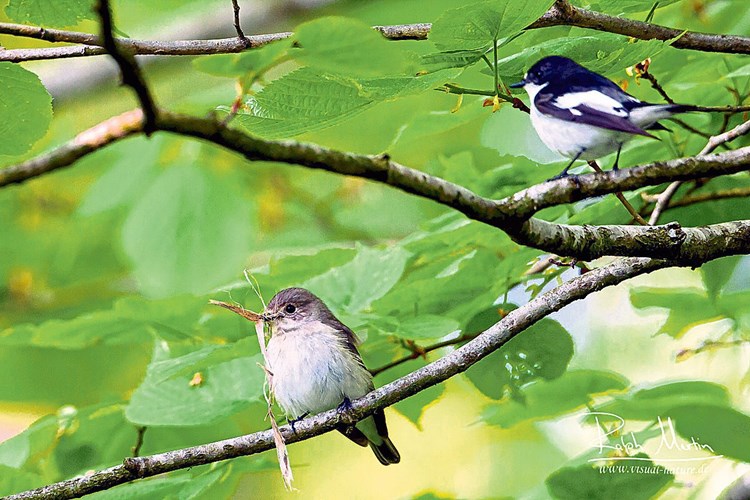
[3,109,750,261]
[94,0,158,135]
[2,0,750,62]
[0,256,692,500]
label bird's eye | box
[284,304,296,314]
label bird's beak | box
[509,79,526,89]
[261,311,276,322]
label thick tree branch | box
[513,219,750,262]
[530,0,750,54]
[2,256,686,500]
[4,110,750,260]
[94,0,158,135]
[2,0,750,63]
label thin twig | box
[649,118,750,224]
[370,333,479,376]
[131,427,147,457]
[231,0,250,46]
[94,0,158,135]
[588,161,649,225]
[641,70,674,104]
[661,186,750,209]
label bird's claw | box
[337,397,353,413]
[288,412,309,434]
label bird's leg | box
[337,397,353,413]
[288,412,310,434]
[612,145,622,171]
[548,151,583,181]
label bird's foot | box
[547,171,569,182]
[337,397,353,413]
[288,412,309,434]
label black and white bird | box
[510,56,697,179]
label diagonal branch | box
[94,0,158,134]
[2,256,683,500]
[648,118,750,225]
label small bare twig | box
[370,333,479,377]
[641,70,674,104]
[649,118,750,224]
[231,0,250,46]
[131,426,147,457]
[587,161,649,225]
[94,0,158,135]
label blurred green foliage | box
[1,0,749,498]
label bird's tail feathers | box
[369,437,401,466]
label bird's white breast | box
[529,107,626,160]
[265,322,372,419]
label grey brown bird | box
[262,287,400,465]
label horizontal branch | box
[1,0,749,62]
[4,109,750,260]
[5,256,676,499]
[531,0,750,54]
[514,219,750,262]
[0,23,428,62]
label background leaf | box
[0,63,53,156]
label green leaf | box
[125,343,265,426]
[466,319,574,400]
[5,0,93,27]
[667,405,750,462]
[481,105,564,164]
[546,454,673,500]
[122,164,252,297]
[235,67,459,139]
[0,63,53,156]
[430,0,554,52]
[235,69,374,138]
[394,315,461,341]
[304,244,411,313]
[701,256,743,300]
[292,16,414,77]
[192,40,290,79]
[494,34,669,82]
[78,137,162,215]
[0,295,206,348]
[571,0,684,14]
[593,381,731,421]
[418,50,485,73]
[629,287,721,338]
[378,358,444,429]
[0,465,44,497]
[480,370,629,428]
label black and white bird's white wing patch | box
[535,90,657,138]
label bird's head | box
[261,287,329,334]
[510,56,584,90]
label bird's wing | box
[535,90,657,138]
[327,315,376,388]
